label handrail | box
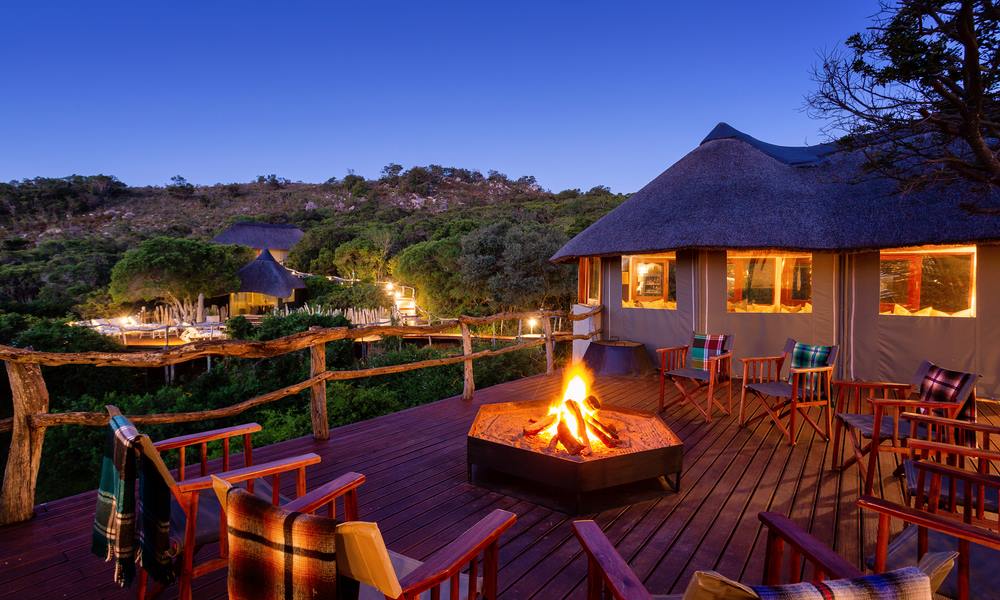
[0,305,604,525]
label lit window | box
[622,253,676,309]
[578,257,601,305]
[879,245,976,317]
[727,252,812,313]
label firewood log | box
[584,395,601,411]
[585,416,620,447]
[565,400,591,453]
[556,420,584,455]
[523,413,557,436]
[586,416,619,442]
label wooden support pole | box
[0,362,51,525]
[308,327,329,441]
[542,317,554,375]
[461,322,475,401]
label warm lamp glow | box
[385,282,394,291]
[527,317,538,329]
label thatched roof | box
[551,123,1000,262]
[213,222,304,250]
[236,249,306,298]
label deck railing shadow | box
[0,305,602,525]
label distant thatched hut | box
[552,123,1000,397]
[227,249,306,316]
[212,222,304,264]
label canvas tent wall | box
[552,123,1000,398]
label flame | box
[539,364,605,450]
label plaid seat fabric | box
[918,363,973,420]
[92,415,141,586]
[688,333,728,371]
[225,487,339,600]
[789,342,832,371]
[752,566,931,600]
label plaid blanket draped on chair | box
[92,415,142,586]
[918,363,974,420]
[752,566,932,600]
[92,415,177,587]
[224,487,340,600]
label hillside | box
[0,165,626,317]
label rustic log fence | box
[0,305,602,525]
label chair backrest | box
[686,333,734,371]
[908,457,1000,533]
[105,406,179,495]
[334,521,404,598]
[911,361,979,420]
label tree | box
[166,175,195,198]
[808,1,1000,190]
[394,237,478,315]
[109,237,252,321]
[331,238,381,281]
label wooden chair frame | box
[739,339,837,446]
[573,513,862,600]
[656,334,733,422]
[831,362,978,495]
[860,458,1000,600]
[104,407,353,600]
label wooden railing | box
[0,305,602,525]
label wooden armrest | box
[283,472,366,514]
[833,380,911,390]
[398,509,517,595]
[790,366,833,374]
[155,423,262,451]
[572,520,653,600]
[758,512,863,580]
[176,452,321,493]
[901,412,1000,434]
[655,345,687,354]
[907,457,1000,487]
[741,355,784,364]
[706,352,733,362]
[870,398,961,411]
[858,495,1000,551]
[908,439,1000,462]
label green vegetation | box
[0,164,622,503]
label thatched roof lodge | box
[229,248,305,316]
[212,221,304,263]
[553,123,1000,397]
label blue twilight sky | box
[0,1,881,193]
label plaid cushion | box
[688,333,728,371]
[790,342,832,370]
[919,364,973,420]
[752,566,931,599]
[225,487,339,600]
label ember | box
[523,366,621,455]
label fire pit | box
[467,367,683,513]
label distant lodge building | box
[212,222,306,316]
[552,123,1000,397]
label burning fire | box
[525,364,620,455]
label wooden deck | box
[2,373,996,599]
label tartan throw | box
[92,415,141,586]
[225,487,339,600]
[138,455,177,585]
[752,566,932,600]
[688,333,727,371]
[919,363,973,420]
[790,342,832,371]
[91,415,177,587]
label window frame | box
[621,252,677,310]
[726,251,813,314]
[577,257,602,306]
[878,245,977,318]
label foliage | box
[808,0,1000,190]
[166,175,195,198]
[0,175,127,225]
[109,237,253,320]
[303,277,393,311]
[0,236,127,316]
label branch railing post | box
[0,362,51,525]
[542,316,554,375]
[308,326,329,441]
[461,321,475,401]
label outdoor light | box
[394,291,402,300]
[385,282,394,292]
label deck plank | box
[1,373,997,599]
